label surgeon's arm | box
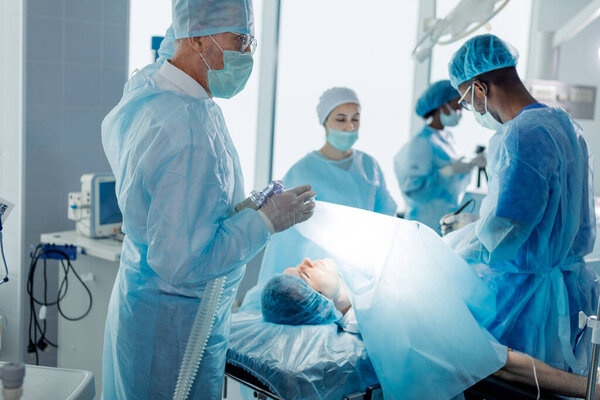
[143,134,271,288]
[495,350,593,399]
[446,148,548,266]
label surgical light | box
[412,0,510,62]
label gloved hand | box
[439,159,475,176]
[258,185,316,233]
[439,212,479,236]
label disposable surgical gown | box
[395,125,471,232]
[283,150,397,216]
[100,53,269,399]
[445,105,598,373]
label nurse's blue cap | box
[415,80,459,118]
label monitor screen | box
[99,181,122,225]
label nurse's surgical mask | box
[439,104,461,127]
[199,35,254,99]
[326,127,359,151]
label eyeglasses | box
[458,84,473,111]
[235,33,257,55]
[210,33,258,55]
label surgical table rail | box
[224,362,565,400]
[223,362,383,400]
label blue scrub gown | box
[445,104,597,373]
[283,150,397,216]
[394,125,471,232]
[101,56,270,398]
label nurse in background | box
[394,80,484,232]
[283,87,397,216]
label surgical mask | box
[200,36,254,99]
[440,106,461,127]
[326,128,358,151]
[471,85,503,131]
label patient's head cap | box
[261,274,341,325]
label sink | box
[0,362,95,400]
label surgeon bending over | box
[441,34,597,373]
[261,258,597,399]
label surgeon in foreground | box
[100,0,315,398]
[442,34,597,373]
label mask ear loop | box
[199,52,211,70]
[208,35,224,53]
[199,35,223,71]
[471,83,477,113]
[472,82,490,116]
[440,104,449,116]
[481,82,490,114]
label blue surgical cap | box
[415,80,460,118]
[448,34,519,89]
[172,0,254,39]
[261,274,342,325]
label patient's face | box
[284,258,340,300]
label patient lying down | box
[260,258,595,399]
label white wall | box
[527,0,600,193]
[556,17,600,192]
[0,0,24,363]
[128,0,170,75]
[0,0,129,366]
[271,1,419,207]
[23,0,129,366]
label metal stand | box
[475,145,488,188]
[579,296,600,400]
[476,167,488,188]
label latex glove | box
[470,153,487,168]
[258,185,316,233]
[440,212,479,236]
[439,160,475,177]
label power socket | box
[0,197,14,226]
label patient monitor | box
[68,173,122,238]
